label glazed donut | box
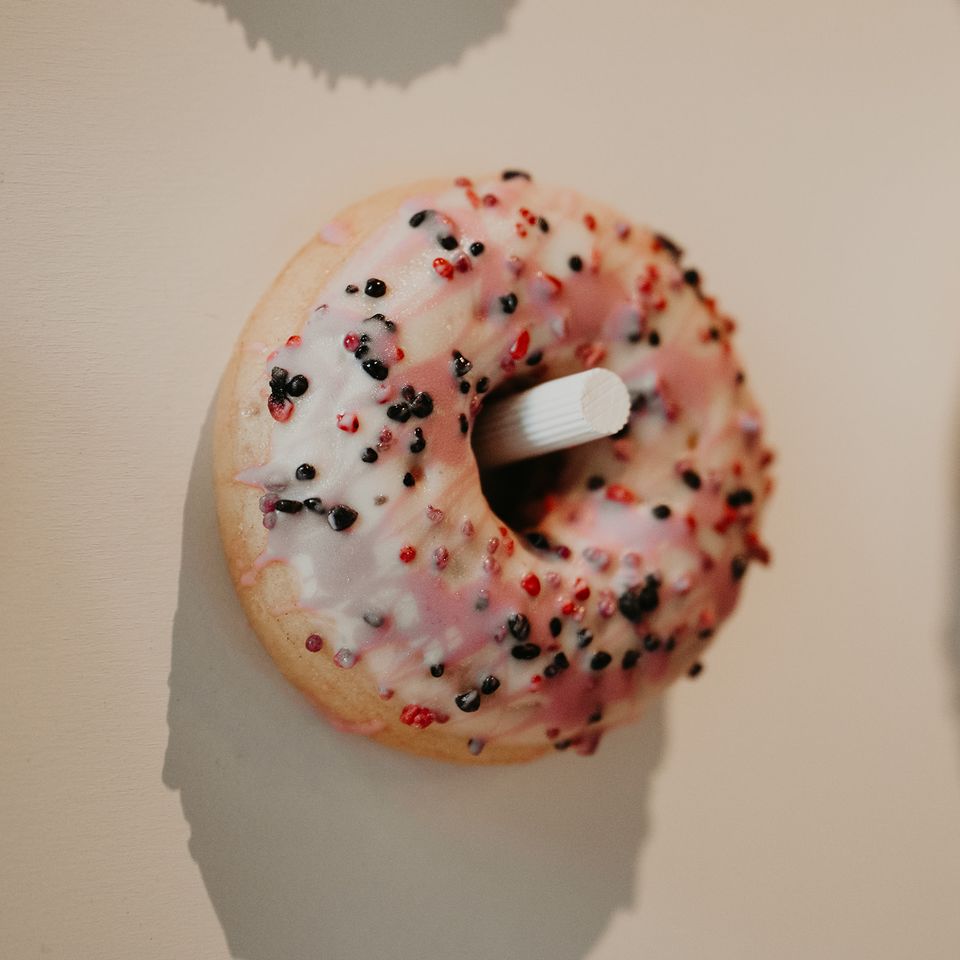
[215,172,773,764]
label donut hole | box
[472,374,570,537]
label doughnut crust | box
[215,174,772,764]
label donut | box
[215,172,773,764]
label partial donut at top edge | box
[216,171,774,763]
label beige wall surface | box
[3,1,960,957]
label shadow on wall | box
[199,0,519,85]
[163,400,666,960]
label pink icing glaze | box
[238,172,773,757]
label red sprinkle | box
[304,634,323,652]
[286,335,302,347]
[343,332,360,351]
[434,546,450,570]
[454,176,473,187]
[433,257,454,279]
[521,573,541,596]
[400,704,435,729]
[584,213,597,231]
[268,395,293,422]
[399,545,417,564]
[336,412,359,433]
[605,483,636,504]
[573,578,590,601]
[509,329,530,360]
[482,193,499,206]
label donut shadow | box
[163,399,666,960]
[198,0,519,87]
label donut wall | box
[3,1,960,958]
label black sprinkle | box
[731,555,749,580]
[408,210,428,228]
[688,662,704,678]
[588,709,602,725]
[643,634,661,652]
[664,637,677,652]
[735,371,746,385]
[327,505,358,531]
[648,331,661,348]
[576,628,593,649]
[681,469,702,490]
[304,498,325,514]
[400,384,416,401]
[455,689,481,712]
[586,475,605,491]
[553,652,569,671]
[500,292,518,314]
[683,268,701,287]
[410,392,434,418]
[590,651,612,671]
[554,739,573,750]
[544,664,558,678]
[387,403,411,423]
[409,428,426,454]
[469,241,485,256]
[459,381,471,394]
[361,447,379,463]
[654,232,684,261]
[459,413,469,434]
[481,675,500,695]
[537,216,549,233]
[525,350,543,366]
[402,472,415,488]
[652,504,672,520]
[568,255,583,272]
[476,377,490,394]
[501,169,531,180]
[361,358,389,381]
[511,642,541,660]
[364,312,396,332]
[438,234,458,251]
[345,284,359,294]
[507,613,531,641]
[452,350,472,377]
[525,531,551,550]
[430,663,445,678]
[274,499,303,513]
[726,488,755,508]
[364,278,387,298]
[549,617,562,638]
[295,463,316,481]
[270,366,288,385]
[285,375,309,397]
[618,577,660,622]
[354,344,370,360]
[622,649,640,670]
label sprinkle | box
[455,689,481,712]
[553,651,569,670]
[336,413,360,433]
[361,358,389,381]
[507,613,531,640]
[501,169,531,180]
[433,257,454,279]
[652,504,672,519]
[304,498,324,513]
[682,469,702,490]
[568,255,583,272]
[726,488,755,508]
[618,577,660,621]
[408,210,428,227]
[538,216,549,232]
[452,350,472,377]
[622,649,640,669]
[521,573,541,596]
[511,642,541,660]
[468,738,485,755]
[606,483,635,504]
[653,233,683,260]
[410,392,434,418]
[576,628,593,649]
[525,350,543,367]
[688,662,704,678]
[363,611,385,627]
[402,472,415,487]
[400,704,435,728]
[481,675,501,695]
[643,634,661,652]
[286,375,309,397]
[500,292,519,315]
[648,331,661,347]
[387,403,411,423]
[459,413,469,434]
[399,545,416,563]
[459,381,470,394]
[267,395,292,422]
[588,709,602,724]
[295,463,316,481]
[274,499,303,513]
[430,663,445,678]
[469,241,485,256]
[590,651,612,670]
[476,377,490,394]
[364,312,396,332]
[305,634,323,652]
[509,328,530,360]
[334,649,357,669]
[327,505,358,531]
[433,546,449,570]
[426,504,444,523]
[554,739,573,751]
[731,555,748,580]
[409,428,426,453]
[345,284,359,294]
[361,447,378,463]
[549,617,562,638]
[438,234,458,250]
